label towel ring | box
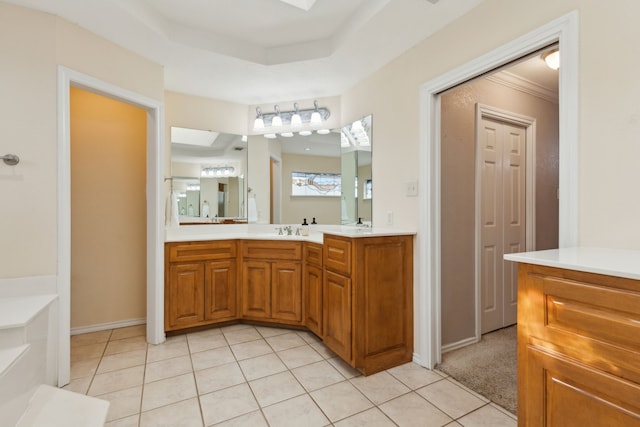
[1,154,19,166]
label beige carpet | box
[436,325,517,414]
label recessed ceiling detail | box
[279,0,318,11]
[5,0,484,103]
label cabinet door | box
[323,270,352,362]
[204,259,237,321]
[524,344,640,426]
[304,263,323,335]
[272,261,302,322]
[242,260,271,319]
[166,263,205,329]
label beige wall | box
[70,87,147,328]
[281,153,341,224]
[341,0,640,251]
[440,78,559,345]
[0,2,163,281]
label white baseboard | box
[71,318,146,335]
[441,336,480,354]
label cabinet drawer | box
[304,242,323,267]
[324,235,352,275]
[167,240,237,262]
[242,240,302,260]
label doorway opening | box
[57,67,164,386]
[439,49,559,352]
[416,11,578,370]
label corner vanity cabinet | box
[323,234,414,375]
[516,262,640,426]
[164,232,414,375]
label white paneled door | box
[479,116,526,334]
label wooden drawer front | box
[525,266,640,384]
[543,277,640,352]
[324,236,351,275]
[304,242,323,267]
[242,240,302,260]
[168,241,236,262]
[524,344,640,427]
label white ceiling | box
[6,0,485,104]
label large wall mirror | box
[170,115,372,226]
[246,114,372,225]
[170,127,248,223]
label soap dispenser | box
[301,218,309,236]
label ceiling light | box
[542,48,560,70]
[290,103,302,127]
[299,130,312,136]
[351,120,364,132]
[271,105,283,127]
[304,147,311,151]
[253,107,265,131]
[316,129,330,135]
[280,132,294,137]
[264,133,277,139]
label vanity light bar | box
[253,100,330,130]
[201,166,235,177]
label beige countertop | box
[165,224,416,244]
[504,247,640,280]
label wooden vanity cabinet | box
[303,242,324,336]
[241,240,303,325]
[517,264,640,426]
[323,234,413,375]
[165,240,238,331]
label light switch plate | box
[406,181,418,197]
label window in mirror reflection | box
[291,171,341,197]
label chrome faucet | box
[283,225,293,235]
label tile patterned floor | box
[66,324,517,427]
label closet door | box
[479,116,526,333]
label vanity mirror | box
[341,115,372,225]
[170,127,248,223]
[246,114,372,225]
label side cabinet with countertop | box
[516,263,640,426]
[323,233,414,375]
[164,240,238,331]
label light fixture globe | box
[291,102,302,127]
[542,48,560,70]
[253,117,265,130]
[271,115,283,127]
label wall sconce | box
[201,166,235,177]
[542,48,560,70]
[252,100,330,132]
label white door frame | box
[57,66,165,386]
[416,11,579,368]
[474,105,536,344]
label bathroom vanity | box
[505,248,640,426]
[164,226,414,375]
